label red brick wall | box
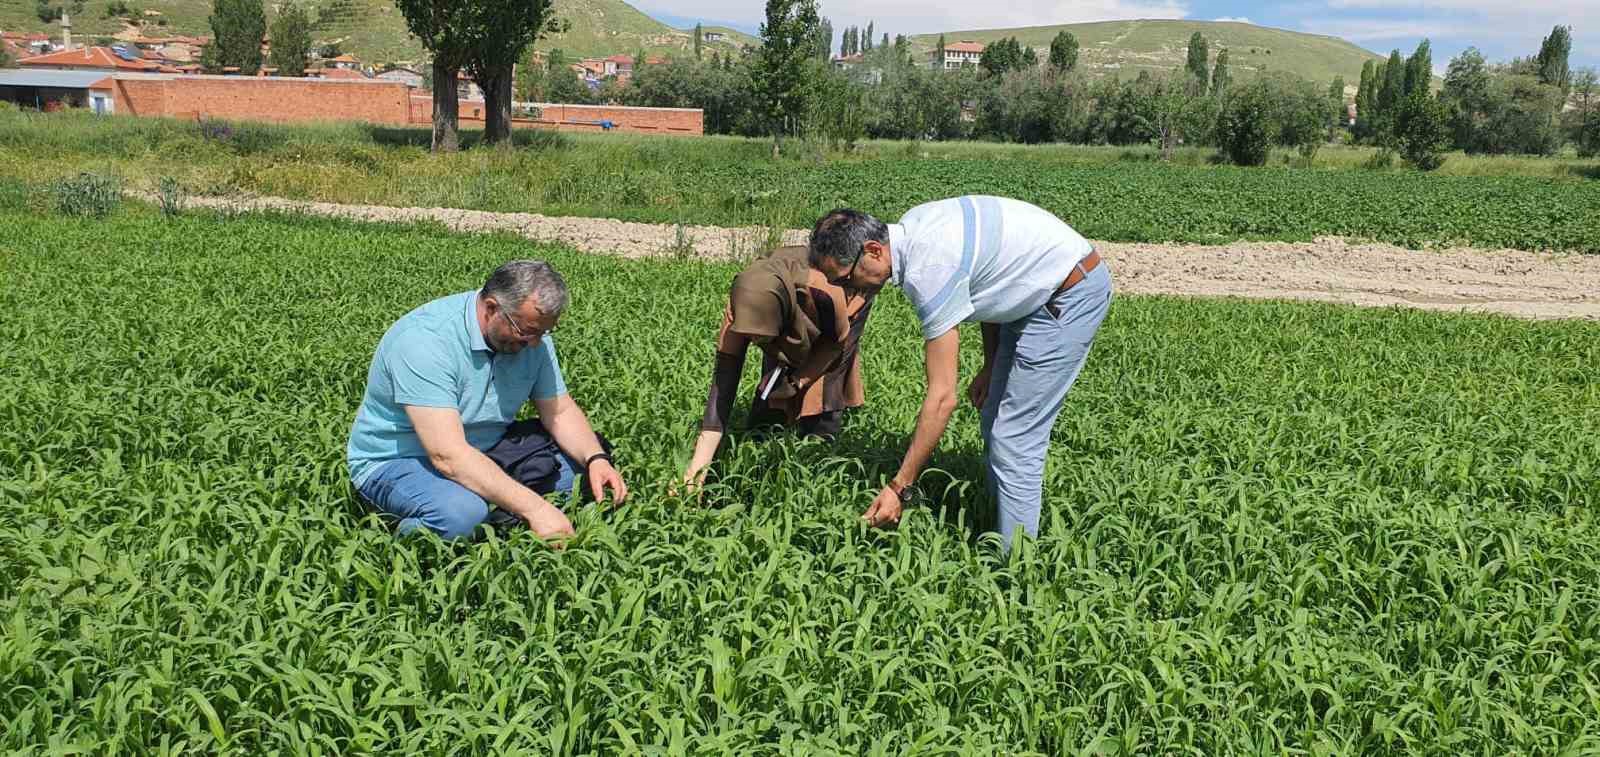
[410,97,703,136]
[111,75,412,124]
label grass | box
[3,205,1599,751]
[909,19,1384,88]
[4,110,1600,252]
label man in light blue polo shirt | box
[808,197,1113,550]
[347,260,627,542]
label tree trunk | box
[431,59,460,153]
[481,65,514,147]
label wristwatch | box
[890,479,920,506]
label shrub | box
[1396,92,1451,171]
[50,172,122,218]
[1217,85,1275,166]
[158,176,186,217]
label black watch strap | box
[584,452,613,470]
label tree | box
[979,37,1026,77]
[1328,75,1346,134]
[1370,49,1405,142]
[753,0,821,156]
[1048,31,1078,74]
[209,0,267,75]
[393,0,474,151]
[465,1,564,145]
[1571,69,1599,157]
[1217,80,1274,166]
[547,58,591,104]
[268,1,312,77]
[1534,24,1571,92]
[864,21,873,51]
[1149,71,1211,160]
[694,23,703,60]
[35,0,82,24]
[1403,38,1431,98]
[1395,90,1450,170]
[817,18,832,61]
[513,50,547,101]
[1355,59,1375,137]
[935,35,946,69]
[1211,48,1231,97]
[1186,32,1209,94]
[842,27,855,57]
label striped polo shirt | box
[888,196,1095,340]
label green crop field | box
[4,203,1599,752]
[4,111,1600,252]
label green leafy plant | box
[157,176,186,217]
[49,172,121,218]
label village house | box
[703,31,725,43]
[929,40,984,70]
[376,67,422,88]
[17,45,168,73]
[0,69,116,113]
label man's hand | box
[862,485,904,529]
[968,365,992,409]
[523,501,576,543]
[587,459,628,507]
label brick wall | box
[102,74,703,136]
[111,74,412,124]
[410,97,703,136]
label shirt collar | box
[888,223,908,289]
[464,291,491,353]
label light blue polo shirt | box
[346,290,567,487]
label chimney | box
[61,12,72,50]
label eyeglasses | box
[827,254,861,287]
[500,305,555,342]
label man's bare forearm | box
[431,445,552,518]
[894,389,958,488]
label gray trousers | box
[980,263,1113,549]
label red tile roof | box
[945,41,985,53]
[314,67,368,79]
[17,46,164,71]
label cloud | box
[1213,17,1254,24]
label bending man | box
[808,197,1112,549]
[346,260,627,542]
[681,245,875,488]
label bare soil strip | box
[176,194,1600,320]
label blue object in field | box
[599,119,615,130]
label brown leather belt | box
[1054,249,1103,294]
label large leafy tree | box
[1211,48,1232,97]
[461,0,563,146]
[209,0,266,75]
[979,37,1027,77]
[1403,38,1431,98]
[1185,32,1209,94]
[1534,24,1571,92]
[394,0,474,152]
[753,0,821,156]
[1048,31,1078,74]
[268,1,312,77]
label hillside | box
[0,0,752,65]
[912,19,1384,88]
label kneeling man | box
[809,197,1112,549]
[347,260,627,541]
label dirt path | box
[175,194,1600,321]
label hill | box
[0,0,753,65]
[911,19,1384,89]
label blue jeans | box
[355,453,581,540]
[980,263,1113,550]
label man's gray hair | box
[808,208,888,269]
[481,260,569,315]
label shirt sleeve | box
[387,336,460,408]
[903,260,975,341]
[530,336,569,400]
